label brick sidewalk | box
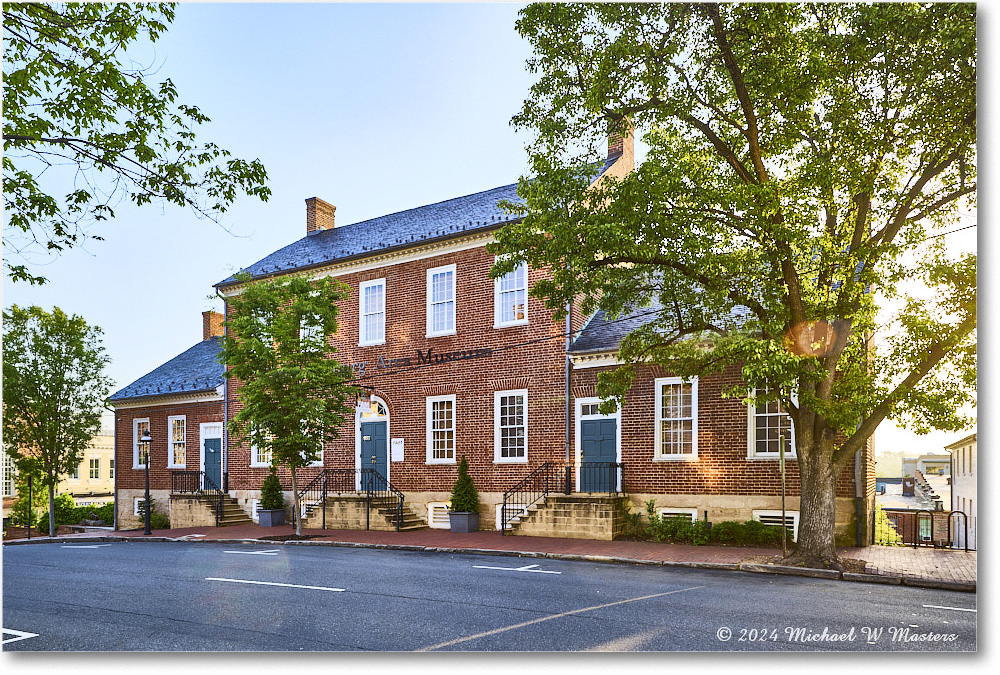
[21,523,975,588]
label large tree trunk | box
[291,467,301,536]
[785,441,844,570]
[48,483,56,537]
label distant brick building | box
[112,131,874,542]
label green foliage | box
[3,3,270,284]
[874,506,904,546]
[708,520,790,548]
[7,468,46,528]
[494,2,976,562]
[92,502,115,525]
[137,499,170,530]
[220,273,356,534]
[3,305,112,536]
[616,500,646,540]
[644,501,709,545]
[259,468,286,511]
[449,457,480,513]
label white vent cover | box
[752,510,799,541]
[427,502,451,529]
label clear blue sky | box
[2,2,978,462]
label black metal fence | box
[878,507,972,551]
[170,470,224,527]
[501,462,560,535]
[576,462,624,494]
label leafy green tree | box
[220,274,356,536]
[3,3,270,284]
[2,305,113,536]
[7,466,47,530]
[494,3,975,568]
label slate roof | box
[569,302,752,354]
[109,337,225,402]
[215,156,622,289]
[216,183,522,288]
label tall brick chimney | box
[306,197,336,235]
[607,120,635,174]
[202,310,224,340]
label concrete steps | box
[202,494,253,526]
[506,494,630,540]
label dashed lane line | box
[922,604,976,613]
[415,585,705,652]
[223,549,280,556]
[206,577,345,592]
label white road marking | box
[206,577,344,592]
[472,563,561,574]
[223,549,280,556]
[416,586,705,652]
[2,628,40,645]
[60,544,112,549]
[922,604,977,613]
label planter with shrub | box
[448,456,480,532]
[258,467,286,527]
[257,466,285,527]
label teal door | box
[203,437,222,489]
[361,421,388,481]
[581,418,617,492]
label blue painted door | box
[361,421,388,482]
[581,418,617,492]
[203,437,222,489]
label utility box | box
[902,477,915,496]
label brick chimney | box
[202,310,224,340]
[306,197,336,235]
[607,120,635,174]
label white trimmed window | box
[299,314,324,351]
[494,389,528,463]
[3,450,16,497]
[167,415,186,468]
[250,427,274,467]
[654,377,698,459]
[426,395,456,463]
[427,502,452,529]
[657,507,699,523]
[359,279,386,345]
[494,259,527,327]
[748,389,796,458]
[70,463,80,479]
[753,510,799,541]
[134,497,151,517]
[89,458,100,479]
[133,418,150,468]
[109,459,115,479]
[426,264,456,337]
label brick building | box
[112,132,874,542]
[109,311,236,529]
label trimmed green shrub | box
[707,519,791,547]
[136,499,170,530]
[449,456,479,513]
[92,502,114,524]
[260,467,286,511]
[644,500,709,545]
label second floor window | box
[427,264,456,336]
[109,459,115,479]
[89,458,100,479]
[360,279,386,345]
[495,261,527,327]
[133,419,150,468]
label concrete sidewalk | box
[6,523,976,592]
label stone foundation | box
[116,489,170,530]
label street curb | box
[739,562,841,580]
[2,534,974,591]
[843,572,902,585]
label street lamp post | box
[140,430,152,535]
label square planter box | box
[448,511,479,533]
[258,509,285,527]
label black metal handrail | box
[361,468,404,532]
[295,469,359,530]
[578,461,624,495]
[170,470,224,527]
[501,462,559,535]
[293,468,404,531]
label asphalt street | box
[2,541,977,651]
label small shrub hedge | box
[639,500,792,547]
[449,456,479,513]
[33,494,116,530]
